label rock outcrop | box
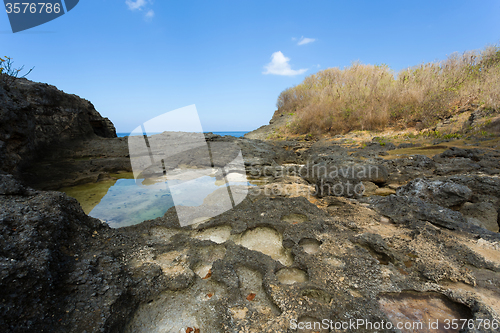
[395,178,472,208]
[1,78,500,332]
[0,78,116,177]
[244,109,294,140]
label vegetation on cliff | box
[276,44,500,135]
[0,56,33,86]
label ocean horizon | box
[116,131,249,138]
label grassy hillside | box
[275,44,500,136]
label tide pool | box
[116,131,249,138]
[61,175,251,228]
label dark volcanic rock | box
[460,201,499,232]
[434,147,485,160]
[0,78,116,176]
[397,142,421,148]
[21,137,132,190]
[370,194,468,230]
[0,188,128,332]
[433,147,500,176]
[299,162,388,198]
[0,172,27,195]
[439,174,500,200]
[367,141,396,151]
[396,177,472,208]
[301,162,388,184]
[21,131,296,190]
[2,77,500,332]
[382,155,436,184]
[2,172,500,332]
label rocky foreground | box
[1,79,500,332]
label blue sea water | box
[116,131,249,138]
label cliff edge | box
[0,77,116,176]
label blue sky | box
[2,0,500,133]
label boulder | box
[396,178,472,208]
[460,202,499,232]
[370,194,467,230]
[362,181,379,196]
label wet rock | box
[21,137,133,190]
[20,131,294,190]
[396,178,472,208]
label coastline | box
[1,77,499,332]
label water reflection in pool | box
[61,175,251,228]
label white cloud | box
[263,51,308,76]
[126,0,148,11]
[126,0,154,20]
[297,36,316,46]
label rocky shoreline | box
[1,79,500,332]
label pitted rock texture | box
[396,177,472,208]
[0,189,130,332]
[1,84,500,332]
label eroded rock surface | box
[1,79,500,332]
[0,78,116,177]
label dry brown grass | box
[277,44,500,136]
